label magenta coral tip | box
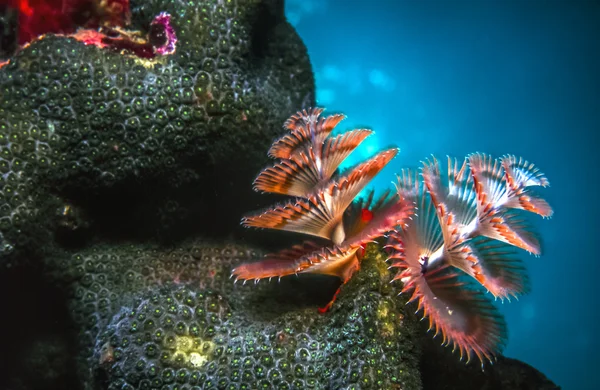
[150,12,177,55]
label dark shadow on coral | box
[52,164,313,254]
[51,161,266,247]
[230,272,342,320]
[249,0,284,59]
[0,264,82,390]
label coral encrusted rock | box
[36,241,421,389]
[0,0,314,265]
[1,237,561,390]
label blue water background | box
[286,1,599,389]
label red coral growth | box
[8,0,130,44]
[43,12,176,59]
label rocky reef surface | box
[0,0,313,265]
[0,1,559,389]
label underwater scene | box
[0,0,596,389]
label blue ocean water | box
[286,1,599,389]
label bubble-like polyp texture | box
[46,241,260,367]
[0,0,314,264]
[42,241,421,389]
[0,116,58,259]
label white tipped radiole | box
[387,153,551,366]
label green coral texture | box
[0,0,314,264]
[76,244,421,390]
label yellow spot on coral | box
[377,300,391,320]
[189,352,208,367]
[364,243,389,277]
[130,55,169,69]
[381,322,395,338]
[175,335,195,351]
[172,335,215,368]
[377,300,395,338]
